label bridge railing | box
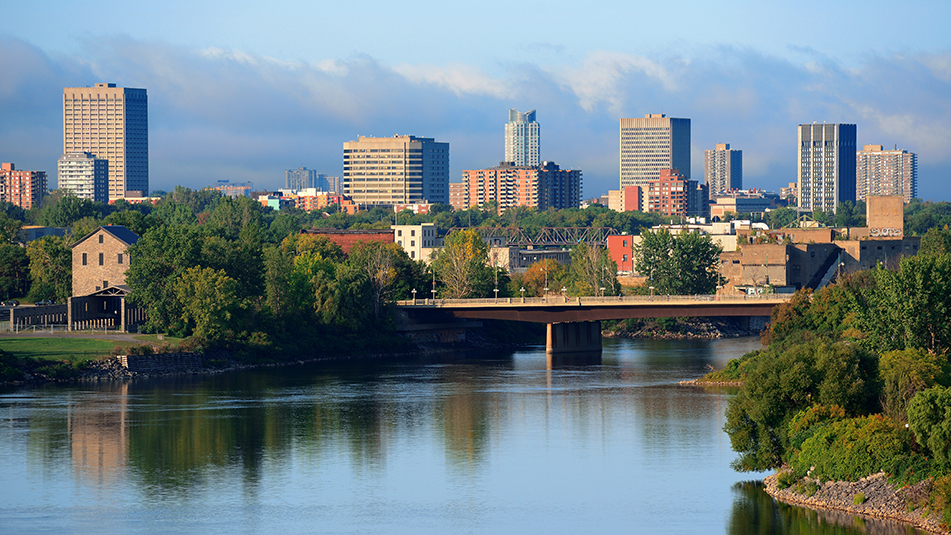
[396,294,793,307]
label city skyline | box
[2,1,951,201]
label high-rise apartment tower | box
[797,123,856,214]
[58,152,108,203]
[856,145,917,204]
[504,109,540,166]
[704,143,742,195]
[63,83,148,200]
[619,114,690,191]
[343,135,449,205]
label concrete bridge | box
[396,294,792,354]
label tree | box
[853,254,951,354]
[724,339,878,471]
[36,193,104,227]
[567,242,619,296]
[174,266,243,342]
[633,228,722,295]
[432,229,492,298]
[517,258,567,297]
[25,235,72,302]
[126,225,204,335]
[0,244,29,299]
[348,241,425,318]
[880,348,944,422]
[765,207,798,229]
[908,386,951,467]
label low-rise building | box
[1,163,47,210]
[392,223,441,261]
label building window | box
[622,254,628,262]
[99,234,104,244]
[82,253,87,265]
[118,253,123,264]
[99,253,104,265]
[103,280,109,288]
[411,251,416,259]
[411,230,416,237]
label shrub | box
[777,470,799,489]
[930,474,951,527]
[790,415,910,482]
[854,492,866,504]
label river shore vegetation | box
[708,230,951,529]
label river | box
[0,337,930,534]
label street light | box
[520,286,525,302]
[431,269,437,301]
[561,286,567,302]
[412,288,416,304]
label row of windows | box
[81,252,124,266]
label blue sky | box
[2,0,951,200]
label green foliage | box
[853,254,951,354]
[432,229,493,298]
[905,201,951,236]
[126,225,204,335]
[790,415,908,482]
[765,207,798,229]
[930,474,951,526]
[633,228,722,295]
[0,243,29,298]
[567,242,618,296]
[776,470,799,489]
[174,266,245,342]
[36,193,104,227]
[724,339,879,471]
[908,386,951,468]
[702,349,763,382]
[880,348,945,422]
[853,492,866,504]
[25,235,72,302]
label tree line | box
[712,227,951,524]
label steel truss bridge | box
[447,227,620,247]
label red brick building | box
[1,163,47,210]
[606,235,636,273]
[299,228,394,254]
[459,161,581,214]
[646,169,690,217]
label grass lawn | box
[0,338,129,361]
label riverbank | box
[764,471,947,534]
[1,325,540,385]
[602,316,763,340]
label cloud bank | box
[1,36,949,201]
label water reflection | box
[729,481,928,535]
[0,337,930,534]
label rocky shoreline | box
[602,316,763,340]
[764,471,947,534]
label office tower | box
[619,114,691,191]
[460,161,580,213]
[504,109,540,166]
[856,145,917,203]
[0,163,47,210]
[343,135,449,205]
[285,167,317,190]
[63,83,148,201]
[703,143,742,195]
[797,123,856,214]
[58,152,108,203]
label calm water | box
[0,337,928,534]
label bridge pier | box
[546,321,602,354]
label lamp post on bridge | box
[520,287,525,303]
[412,288,416,304]
[431,269,437,301]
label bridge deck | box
[397,294,790,323]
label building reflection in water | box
[68,383,129,486]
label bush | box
[930,474,951,527]
[854,492,866,504]
[888,453,937,486]
[777,470,799,489]
[791,415,910,482]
